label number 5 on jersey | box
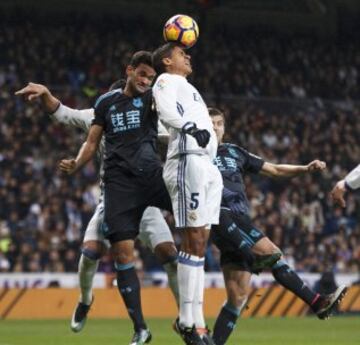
[190,192,199,209]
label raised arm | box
[15,82,94,131]
[331,164,360,207]
[59,125,103,174]
[15,82,60,113]
[260,160,326,178]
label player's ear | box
[162,57,172,69]
[125,65,134,77]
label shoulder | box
[94,89,122,110]
[221,143,243,158]
[141,89,153,100]
[154,73,184,89]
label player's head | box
[125,51,156,95]
[209,107,225,143]
[152,43,192,77]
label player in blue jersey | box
[16,75,179,344]
[209,107,348,345]
[59,51,173,345]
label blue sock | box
[272,260,317,306]
[115,263,147,332]
[213,302,240,345]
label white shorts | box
[83,202,173,251]
[163,154,223,229]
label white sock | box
[178,251,200,327]
[78,254,99,305]
[193,259,206,329]
[163,260,179,307]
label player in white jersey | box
[152,43,223,345]
[331,164,360,207]
[15,82,179,335]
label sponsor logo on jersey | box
[214,156,237,172]
[193,92,203,102]
[111,110,141,133]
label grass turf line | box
[0,317,359,345]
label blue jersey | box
[93,89,161,178]
[214,143,264,215]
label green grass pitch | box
[0,317,359,345]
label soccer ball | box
[163,14,199,48]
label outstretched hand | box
[59,159,77,175]
[331,180,346,208]
[15,82,60,113]
[307,160,326,172]
[15,82,50,101]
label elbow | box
[268,167,281,178]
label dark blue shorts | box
[211,207,265,270]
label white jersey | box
[345,164,360,190]
[153,73,218,160]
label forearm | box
[51,104,93,131]
[272,164,308,177]
[74,142,97,171]
[157,107,188,130]
[345,164,360,190]
[42,93,60,113]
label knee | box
[111,245,134,264]
[190,238,207,257]
[154,242,178,264]
[114,252,134,264]
[82,241,106,260]
[228,288,249,309]
[181,228,207,257]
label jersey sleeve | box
[241,147,264,174]
[345,164,360,190]
[50,103,93,131]
[92,94,108,128]
[153,74,188,130]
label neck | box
[123,83,137,97]
[166,68,187,78]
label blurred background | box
[0,0,359,299]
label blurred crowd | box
[0,16,359,275]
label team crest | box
[189,211,197,221]
[157,79,166,90]
[132,97,143,108]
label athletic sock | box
[115,263,147,331]
[272,260,318,306]
[213,301,243,345]
[163,260,180,307]
[177,251,199,327]
[192,257,205,329]
[78,253,99,305]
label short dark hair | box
[152,43,178,74]
[129,50,153,68]
[208,107,224,118]
[208,107,226,125]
